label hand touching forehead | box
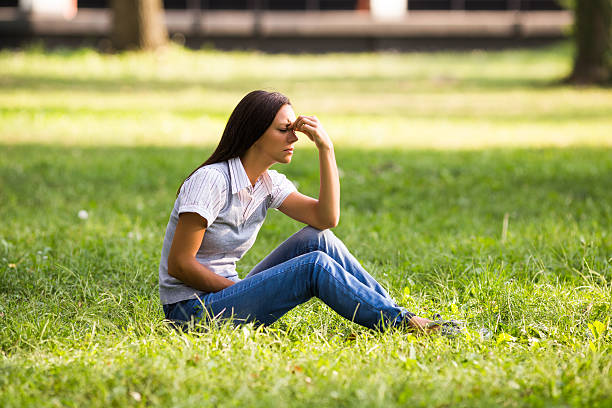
[274,104,297,128]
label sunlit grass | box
[1,44,611,407]
[1,42,611,148]
[1,144,611,406]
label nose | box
[288,130,298,143]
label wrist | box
[317,142,333,152]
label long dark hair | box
[177,90,291,195]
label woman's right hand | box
[291,115,333,151]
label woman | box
[159,90,451,334]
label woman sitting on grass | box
[159,90,454,334]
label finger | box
[293,119,313,134]
[295,122,315,139]
[297,115,316,125]
[296,123,314,136]
[300,116,316,123]
[304,115,319,124]
[293,115,317,130]
[291,115,305,130]
[297,117,317,129]
[302,123,317,136]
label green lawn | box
[1,43,611,407]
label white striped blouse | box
[158,157,297,305]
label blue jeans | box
[163,226,415,331]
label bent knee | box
[306,250,335,267]
[300,226,337,245]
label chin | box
[279,153,293,164]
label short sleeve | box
[268,169,298,209]
[178,168,228,226]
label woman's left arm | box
[278,115,340,230]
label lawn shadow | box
[0,72,577,95]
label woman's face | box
[252,104,299,164]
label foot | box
[408,315,464,337]
[407,316,439,335]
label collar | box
[228,157,273,195]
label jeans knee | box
[300,226,338,250]
[303,250,335,290]
[301,250,330,267]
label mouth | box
[284,148,294,153]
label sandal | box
[425,313,464,337]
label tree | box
[111,0,168,51]
[566,0,612,84]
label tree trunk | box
[111,0,168,51]
[567,0,612,84]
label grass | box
[1,43,611,407]
[1,42,611,148]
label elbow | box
[330,210,340,228]
[167,255,186,280]
[319,213,340,230]
[328,217,339,229]
[167,262,179,279]
[313,204,340,229]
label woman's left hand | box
[292,115,333,151]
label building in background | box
[0,0,562,11]
[0,0,571,52]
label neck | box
[240,149,274,187]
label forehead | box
[274,104,296,123]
